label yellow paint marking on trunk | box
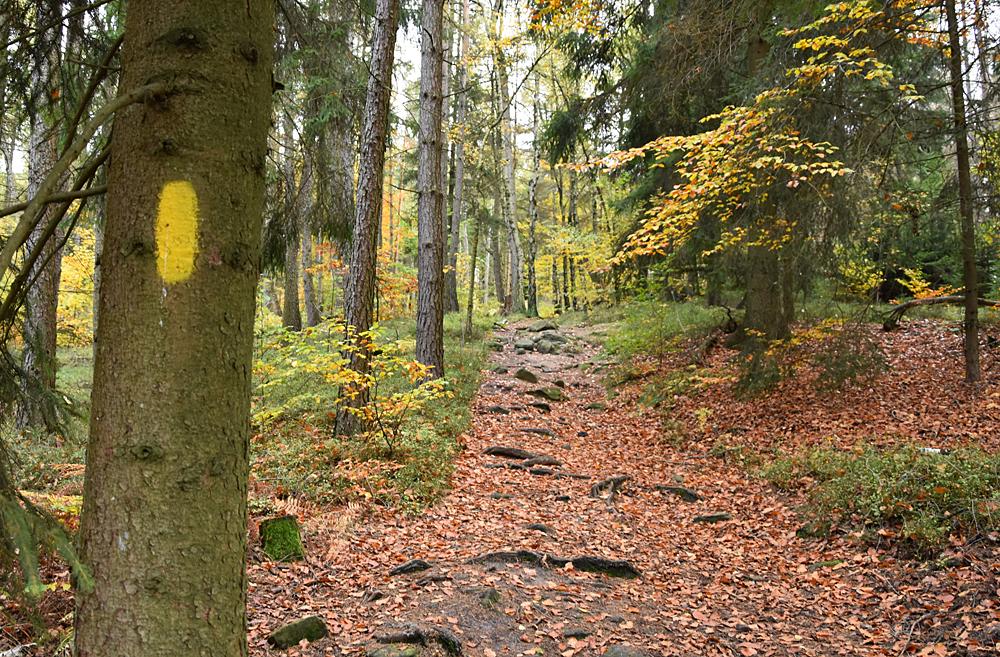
[155,180,199,284]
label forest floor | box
[246,317,999,657]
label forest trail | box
[248,322,917,657]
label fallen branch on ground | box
[883,295,1000,331]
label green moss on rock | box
[260,515,305,562]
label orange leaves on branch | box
[596,0,944,265]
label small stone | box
[535,340,558,355]
[527,319,559,332]
[368,645,422,657]
[389,559,432,576]
[540,331,569,344]
[657,485,701,503]
[577,431,588,438]
[555,495,571,502]
[515,338,536,350]
[585,402,607,411]
[527,387,566,402]
[514,368,539,383]
[604,645,648,657]
[693,512,732,524]
[268,616,328,649]
[529,401,552,413]
[486,405,511,415]
[563,628,591,639]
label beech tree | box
[74,2,273,654]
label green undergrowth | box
[251,311,492,512]
[761,445,1000,557]
[601,300,726,360]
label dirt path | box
[247,322,924,657]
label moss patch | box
[259,515,305,562]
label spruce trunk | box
[75,2,273,655]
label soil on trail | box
[247,321,993,657]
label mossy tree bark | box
[75,2,273,655]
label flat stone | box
[527,319,559,332]
[529,401,552,413]
[527,387,566,402]
[604,645,648,657]
[657,485,701,503]
[563,628,591,639]
[268,616,328,649]
[693,512,732,524]
[368,645,421,657]
[585,402,607,411]
[514,338,536,350]
[514,368,539,383]
[535,340,558,355]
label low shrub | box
[762,446,1000,556]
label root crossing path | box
[248,322,904,657]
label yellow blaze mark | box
[155,180,199,284]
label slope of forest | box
[240,314,997,657]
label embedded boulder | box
[268,616,328,649]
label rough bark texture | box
[946,0,980,382]
[75,3,273,656]
[300,152,320,327]
[282,118,303,331]
[342,0,400,431]
[415,0,446,377]
[444,0,470,314]
[17,0,63,433]
[744,243,789,344]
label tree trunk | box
[464,206,481,339]
[490,201,506,308]
[300,152,320,327]
[281,118,302,331]
[445,0,470,313]
[415,0,446,377]
[744,243,789,345]
[946,0,980,382]
[525,75,540,317]
[16,0,63,434]
[497,43,523,315]
[75,2,273,655]
[342,0,400,431]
